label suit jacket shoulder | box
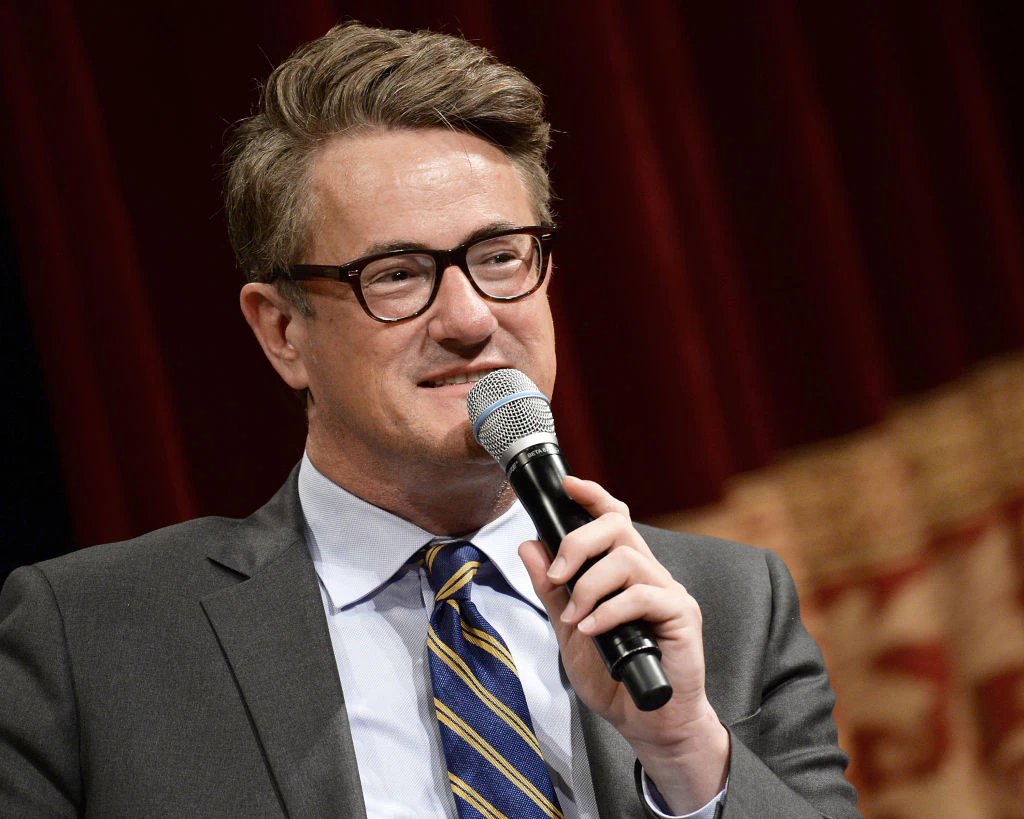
[0,468,367,817]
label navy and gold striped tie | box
[419,540,564,819]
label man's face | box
[293,128,557,478]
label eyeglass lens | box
[359,232,543,320]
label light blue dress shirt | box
[298,454,723,818]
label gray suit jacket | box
[0,468,859,817]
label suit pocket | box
[726,708,761,749]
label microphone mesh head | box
[467,369,557,462]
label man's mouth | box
[420,369,497,388]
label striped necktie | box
[419,540,564,819]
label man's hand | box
[519,476,729,814]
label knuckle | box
[569,575,597,605]
[638,583,661,607]
[557,530,586,559]
[559,528,581,549]
[681,592,703,622]
[608,542,632,558]
[600,510,631,532]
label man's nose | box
[425,264,499,345]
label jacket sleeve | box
[719,550,860,818]
[0,565,82,818]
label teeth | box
[426,369,494,388]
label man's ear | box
[239,283,310,390]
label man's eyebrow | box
[360,221,522,256]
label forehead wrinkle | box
[399,136,497,190]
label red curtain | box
[1,0,1021,541]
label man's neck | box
[304,443,517,536]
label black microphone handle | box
[507,443,673,712]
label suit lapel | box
[200,471,367,818]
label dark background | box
[2,0,1022,584]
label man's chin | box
[451,428,499,468]
[407,422,498,469]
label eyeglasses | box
[276,225,557,323]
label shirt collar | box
[298,453,544,612]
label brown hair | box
[223,22,552,311]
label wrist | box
[633,706,730,815]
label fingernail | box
[578,615,596,633]
[547,556,566,579]
[560,599,577,623]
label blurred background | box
[1,0,1022,814]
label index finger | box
[563,476,654,560]
[563,476,632,521]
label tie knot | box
[419,540,483,602]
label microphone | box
[467,369,672,711]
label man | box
[0,23,859,818]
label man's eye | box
[482,251,521,265]
[363,263,430,290]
